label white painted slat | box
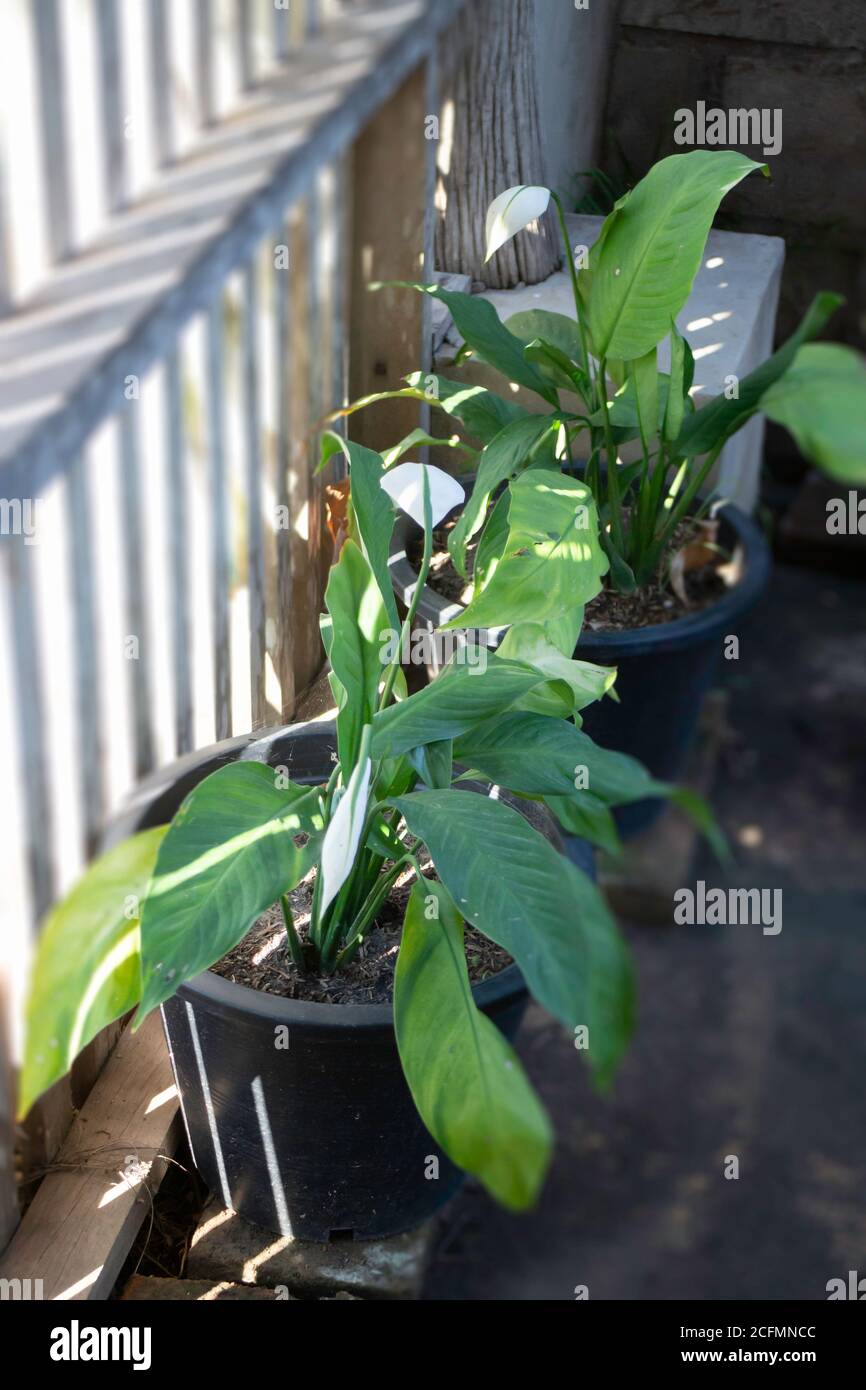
[94,0,127,214]
[272,223,295,719]
[165,349,192,753]
[194,0,215,128]
[119,406,155,778]
[273,2,290,61]
[236,0,254,92]
[243,259,266,729]
[32,0,73,263]
[67,453,105,858]
[1,537,55,926]
[206,299,232,740]
[147,0,174,168]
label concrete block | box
[187,1198,437,1300]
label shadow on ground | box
[423,562,866,1301]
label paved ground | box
[423,562,866,1301]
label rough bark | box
[435,0,559,288]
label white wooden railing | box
[0,0,464,1228]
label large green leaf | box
[370,654,546,760]
[136,765,322,1019]
[544,793,622,857]
[391,791,634,1083]
[448,415,559,577]
[446,471,608,630]
[383,428,475,471]
[506,308,585,369]
[400,285,557,402]
[19,828,166,1117]
[759,343,866,484]
[452,711,659,804]
[404,373,529,444]
[472,488,511,594]
[322,433,399,630]
[394,878,552,1209]
[497,624,617,718]
[586,151,768,361]
[676,292,844,458]
[322,540,388,768]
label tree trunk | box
[435,0,559,289]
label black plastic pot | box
[104,721,585,1241]
[390,495,771,836]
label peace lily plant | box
[19,445,712,1210]
[339,150,865,609]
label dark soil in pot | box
[392,488,771,837]
[106,722,578,1241]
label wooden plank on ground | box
[0,1014,180,1301]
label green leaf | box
[448,415,559,578]
[523,339,585,395]
[399,285,558,402]
[136,765,322,1020]
[383,428,475,471]
[19,828,166,1118]
[404,373,529,443]
[453,711,661,806]
[446,471,608,629]
[544,793,623,856]
[586,151,769,360]
[759,343,866,484]
[497,623,616,718]
[663,321,687,443]
[323,433,399,631]
[472,489,511,595]
[406,740,454,790]
[600,529,638,595]
[394,879,552,1209]
[391,791,634,1084]
[322,540,388,768]
[370,653,546,760]
[630,347,659,453]
[676,292,844,457]
[505,308,586,372]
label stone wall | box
[600,0,866,349]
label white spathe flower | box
[484,185,551,262]
[318,752,372,917]
[380,462,464,529]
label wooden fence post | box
[348,64,434,455]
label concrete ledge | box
[187,1198,437,1300]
